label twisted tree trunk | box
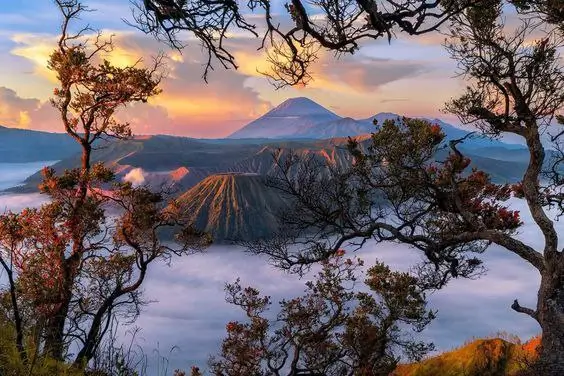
[43,255,79,361]
[536,263,564,375]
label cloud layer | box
[0,162,551,373]
[134,239,540,373]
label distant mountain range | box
[2,97,536,242]
[227,97,524,150]
[14,135,360,192]
[1,96,524,165]
[0,126,80,163]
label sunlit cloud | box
[11,33,58,83]
[1,1,479,136]
[123,167,147,186]
[4,29,273,137]
[229,34,452,121]
[11,30,148,80]
[0,86,40,128]
[234,42,429,95]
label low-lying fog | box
[0,162,552,373]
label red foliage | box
[9,206,73,318]
[425,147,522,232]
[511,182,525,198]
[226,321,239,332]
[429,124,442,134]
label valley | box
[2,0,562,372]
[0,97,551,374]
[3,98,535,243]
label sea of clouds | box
[0,162,555,373]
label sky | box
[0,0,467,138]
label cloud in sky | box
[4,30,274,137]
[232,35,435,93]
[0,86,39,128]
[0,0,464,137]
[11,33,59,85]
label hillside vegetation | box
[393,337,540,376]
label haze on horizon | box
[0,0,465,138]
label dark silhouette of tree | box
[0,0,211,370]
[208,254,434,375]
[127,0,563,86]
[512,0,564,26]
[247,2,564,369]
[0,213,29,363]
[251,119,499,281]
[445,3,564,373]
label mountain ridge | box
[174,173,289,242]
[0,124,80,163]
[228,98,524,150]
[229,97,341,139]
[263,96,339,117]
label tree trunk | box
[44,142,91,360]
[73,296,115,368]
[7,269,27,363]
[43,254,80,361]
[79,143,91,198]
[536,270,564,375]
[42,308,67,361]
[0,257,27,363]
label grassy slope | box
[393,337,540,376]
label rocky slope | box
[13,130,531,195]
[174,173,290,242]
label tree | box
[0,0,211,370]
[126,0,563,86]
[247,6,564,371]
[208,254,434,376]
[0,213,29,363]
[445,2,564,373]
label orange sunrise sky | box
[0,0,467,138]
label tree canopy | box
[210,255,435,376]
[0,1,211,372]
[245,1,564,372]
[129,0,564,86]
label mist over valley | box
[0,98,551,371]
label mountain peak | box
[174,173,289,242]
[266,97,338,118]
[228,97,340,139]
